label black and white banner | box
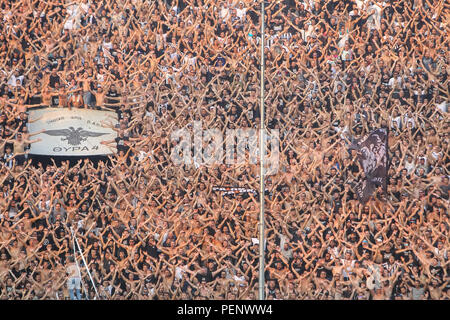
[212,186,258,198]
[28,108,118,156]
[350,128,389,203]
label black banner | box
[349,128,389,203]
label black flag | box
[349,128,389,203]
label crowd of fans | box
[0,0,448,300]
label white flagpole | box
[71,227,100,300]
[258,0,266,301]
[71,227,89,299]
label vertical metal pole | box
[258,0,265,301]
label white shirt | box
[103,41,112,50]
[403,114,415,128]
[80,2,90,14]
[7,74,24,87]
[388,76,403,88]
[138,150,152,162]
[391,116,402,129]
[67,264,81,278]
[436,101,447,113]
[404,160,415,173]
[434,247,448,261]
[220,6,230,21]
[236,7,246,19]
[175,266,186,280]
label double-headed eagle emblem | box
[43,127,109,146]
